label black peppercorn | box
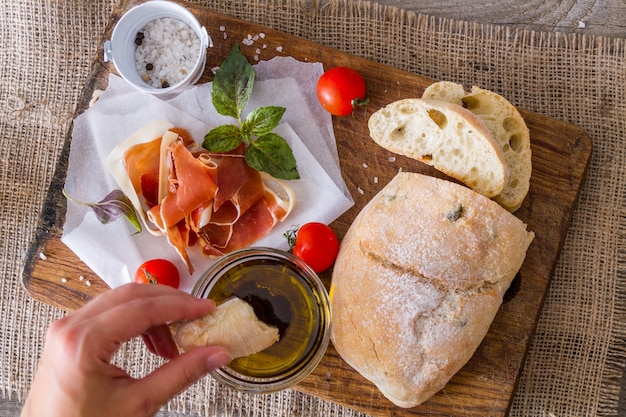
[146,63,153,71]
[135,32,144,45]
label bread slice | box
[330,172,534,408]
[368,98,508,198]
[172,297,279,359]
[423,81,532,211]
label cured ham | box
[189,146,295,258]
[107,120,175,235]
[214,144,265,214]
[199,187,292,256]
[124,138,161,207]
[106,120,295,274]
[157,139,218,229]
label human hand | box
[21,283,231,417]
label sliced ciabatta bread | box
[423,81,532,211]
[330,172,534,408]
[421,80,465,105]
[368,98,508,198]
[172,297,279,359]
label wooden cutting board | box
[22,1,592,416]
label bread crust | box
[330,172,534,408]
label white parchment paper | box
[62,57,354,292]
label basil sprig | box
[203,45,299,180]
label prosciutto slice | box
[157,139,218,229]
[213,144,265,214]
[107,120,295,274]
[199,188,291,257]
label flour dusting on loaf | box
[330,172,534,408]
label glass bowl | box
[192,247,332,393]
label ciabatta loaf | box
[368,98,508,198]
[330,172,534,408]
[423,81,532,211]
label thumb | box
[133,346,231,410]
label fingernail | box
[201,298,216,309]
[206,350,231,371]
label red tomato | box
[292,222,340,273]
[316,67,369,116]
[134,259,180,289]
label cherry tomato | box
[292,222,340,273]
[134,259,180,289]
[316,67,369,116]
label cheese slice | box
[172,297,280,359]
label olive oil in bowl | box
[192,247,331,393]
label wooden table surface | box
[367,0,625,38]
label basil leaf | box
[205,45,298,180]
[242,106,286,137]
[63,189,142,233]
[212,45,255,119]
[245,133,300,180]
[203,124,243,152]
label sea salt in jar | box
[104,0,211,94]
[134,17,201,89]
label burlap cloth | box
[1,0,624,416]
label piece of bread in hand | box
[330,172,534,408]
[172,297,279,359]
[423,81,532,211]
[368,98,509,198]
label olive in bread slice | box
[171,297,279,359]
[330,172,534,408]
[423,81,532,211]
[368,98,509,198]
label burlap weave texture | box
[1,0,624,416]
